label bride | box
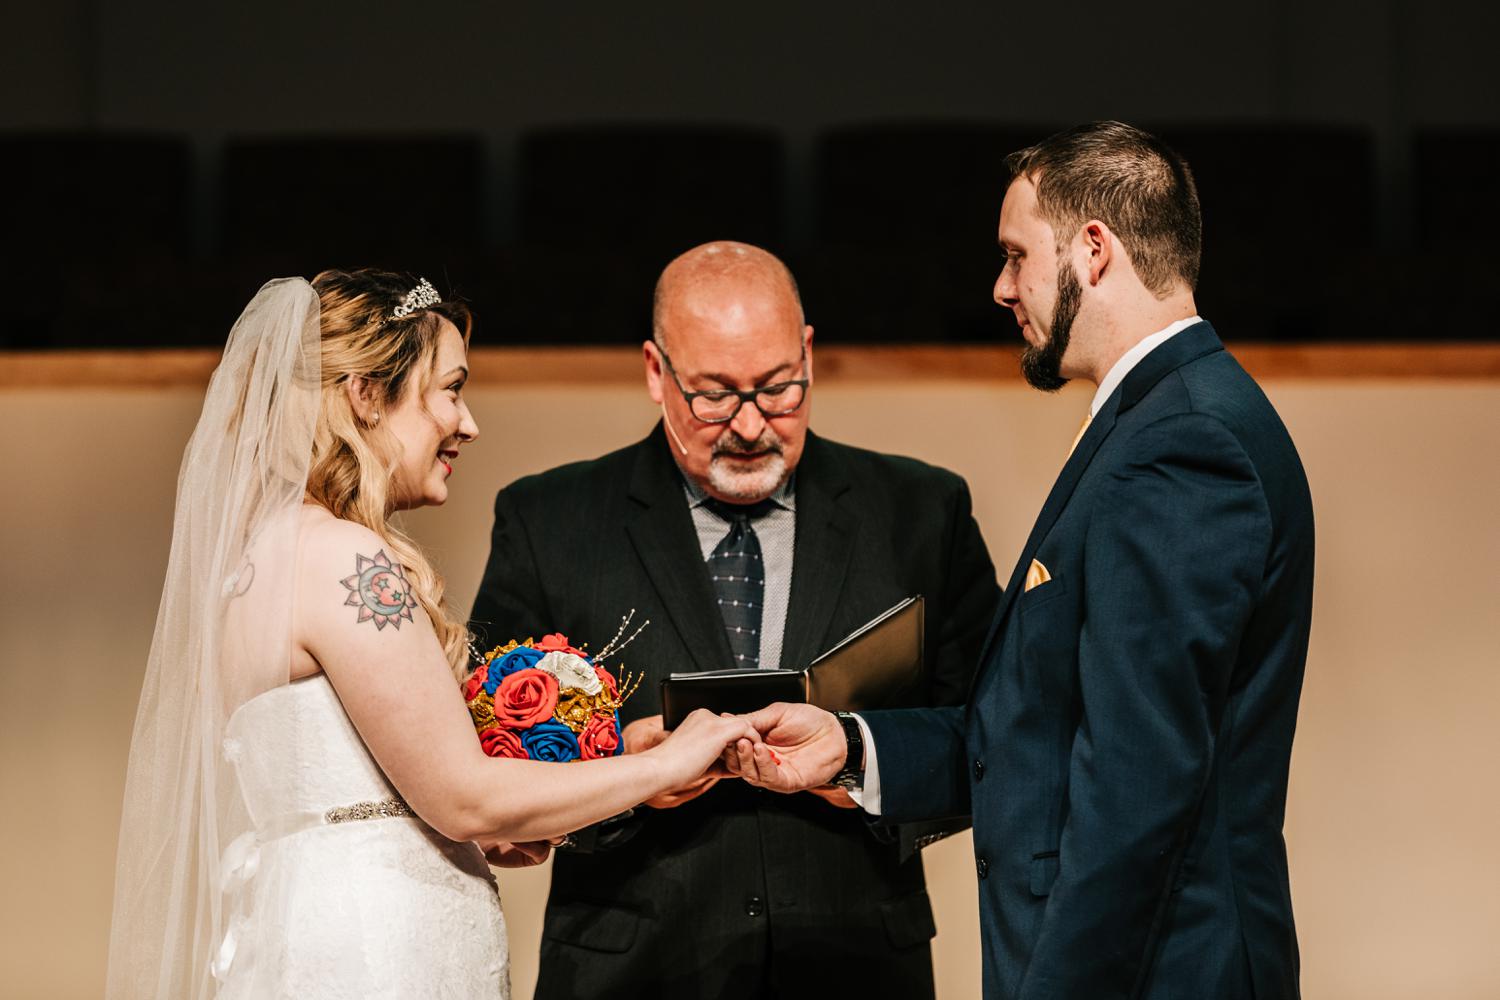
[105,270,753,999]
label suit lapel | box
[973,322,1227,674]
[974,395,1119,672]
[780,434,857,669]
[623,426,735,673]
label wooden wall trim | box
[4,343,1499,388]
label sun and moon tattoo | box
[341,549,418,630]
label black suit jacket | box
[470,427,1000,1000]
[866,323,1314,999]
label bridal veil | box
[106,279,321,999]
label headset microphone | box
[661,401,690,457]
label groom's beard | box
[1020,260,1081,393]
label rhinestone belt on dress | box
[323,797,411,825]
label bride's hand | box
[624,714,726,808]
[643,709,758,793]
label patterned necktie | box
[703,498,776,669]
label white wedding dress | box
[213,673,510,999]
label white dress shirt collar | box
[1088,315,1204,417]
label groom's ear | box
[1081,219,1115,286]
[344,376,381,425]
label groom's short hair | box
[1006,121,1202,297]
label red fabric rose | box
[479,726,526,759]
[578,713,622,760]
[463,670,485,701]
[595,666,619,699]
[535,633,588,658]
[494,669,559,728]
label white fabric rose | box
[535,650,603,695]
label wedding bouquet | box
[463,627,641,762]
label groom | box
[733,122,1314,999]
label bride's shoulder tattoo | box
[340,549,418,630]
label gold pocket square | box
[1024,558,1052,592]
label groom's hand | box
[729,703,847,793]
[623,714,725,808]
[805,786,858,809]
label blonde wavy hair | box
[306,268,474,676]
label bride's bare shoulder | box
[292,506,437,676]
[294,506,427,633]
[236,504,375,580]
[297,504,383,561]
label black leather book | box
[661,596,924,729]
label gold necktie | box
[1067,412,1092,459]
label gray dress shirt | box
[680,475,796,670]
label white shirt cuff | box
[846,713,882,816]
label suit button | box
[745,896,765,917]
[973,758,985,781]
[976,857,989,880]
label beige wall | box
[3,366,1498,998]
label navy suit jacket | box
[865,323,1314,1000]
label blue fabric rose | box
[483,646,546,695]
[521,721,581,762]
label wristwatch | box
[830,711,865,791]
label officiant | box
[469,240,1001,999]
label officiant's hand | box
[729,702,847,793]
[481,839,553,868]
[635,712,747,807]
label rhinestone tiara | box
[389,278,442,321]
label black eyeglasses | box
[657,343,809,424]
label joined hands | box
[623,714,730,808]
[627,703,853,809]
[723,703,850,797]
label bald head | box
[643,240,814,504]
[652,241,804,353]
